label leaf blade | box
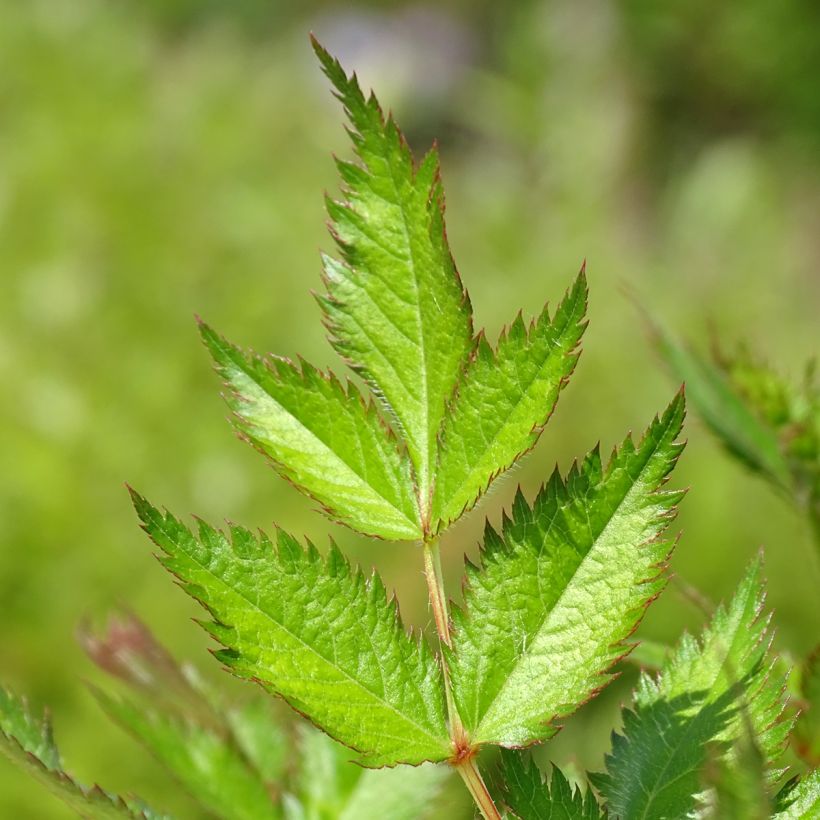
[132,491,451,767]
[313,38,474,517]
[93,689,279,820]
[652,322,791,488]
[449,392,685,746]
[432,272,587,530]
[200,322,421,541]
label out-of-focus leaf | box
[93,689,278,820]
[651,322,791,486]
[0,687,167,819]
[652,320,820,543]
[699,715,771,819]
[83,612,290,810]
[283,725,448,820]
[794,647,820,767]
[226,698,290,790]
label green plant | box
[2,39,818,819]
[648,319,820,783]
[650,323,819,548]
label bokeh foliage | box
[1,0,818,816]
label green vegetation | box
[4,36,818,819]
[2,1,818,817]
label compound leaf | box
[0,686,166,819]
[131,491,450,767]
[313,38,474,518]
[200,322,421,541]
[432,272,587,531]
[592,558,792,819]
[498,750,604,819]
[449,392,685,747]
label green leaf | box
[0,686,166,819]
[226,698,291,789]
[82,612,289,812]
[312,38,474,518]
[432,272,587,530]
[131,491,451,767]
[592,558,792,819]
[200,321,421,541]
[448,392,685,746]
[651,322,792,489]
[498,750,604,819]
[774,770,820,818]
[93,688,278,820]
[284,725,448,820]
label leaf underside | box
[432,271,588,531]
[592,558,792,820]
[200,322,421,541]
[0,687,164,819]
[131,490,451,767]
[498,749,604,819]
[448,392,686,747]
[312,38,474,518]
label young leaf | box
[497,750,604,819]
[93,689,278,820]
[774,769,820,818]
[592,558,792,819]
[283,725,448,820]
[432,271,588,530]
[82,612,288,813]
[0,687,165,819]
[131,490,451,767]
[448,392,685,747]
[200,322,421,541]
[312,38,474,517]
[699,717,771,820]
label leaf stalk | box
[454,756,502,820]
[423,539,501,820]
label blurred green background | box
[1,0,818,816]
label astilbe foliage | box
[2,36,818,820]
